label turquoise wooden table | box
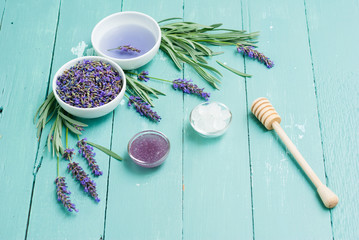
[1,0,358,239]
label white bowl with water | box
[91,11,161,70]
[190,102,232,137]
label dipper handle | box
[251,97,339,208]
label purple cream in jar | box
[128,130,170,168]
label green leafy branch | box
[34,93,121,160]
[159,19,259,89]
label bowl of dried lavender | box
[52,56,126,118]
[91,11,161,70]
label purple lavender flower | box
[55,177,78,212]
[172,79,211,101]
[74,125,84,132]
[128,96,161,122]
[56,60,123,108]
[138,71,149,82]
[237,44,274,69]
[62,148,75,161]
[68,162,100,202]
[77,138,103,176]
[108,44,141,53]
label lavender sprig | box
[128,96,161,122]
[62,148,75,161]
[172,79,210,101]
[236,44,274,68]
[108,44,141,53]
[77,138,103,176]
[55,177,78,212]
[138,71,149,82]
[67,162,100,202]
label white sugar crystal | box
[207,102,221,115]
[198,105,208,115]
[214,119,226,130]
[220,109,231,120]
[191,108,201,121]
[192,102,231,135]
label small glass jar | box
[190,102,232,138]
[128,130,170,168]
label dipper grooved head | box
[251,97,281,130]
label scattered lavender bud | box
[128,96,161,122]
[138,71,150,82]
[77,138,103,176]
[74,125,84,132]
[62,148,75,161]
[108,44,141,53]
[56,60,123,108]
[236,44,274,69]
[172,79,211,101]
[55,177,78,212]
[67,162,100,202]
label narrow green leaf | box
[160,44,182,69]
[87,141,123,161]
[63,120,82,135]
[161,35,175,51]
[47,122,56,153]
[216,60,252,77]
[58,111,88,127]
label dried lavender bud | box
[67,162,100,202]
[74,125,84,132]
[62,148,75,161]
[172,79,211,101]
[108,44,141,53]
[128,96,161,122]
[77,138,103,176]
[55,177,78,212]
[138,71,149,82]
[237,44,274,69]
[56,60,123,108]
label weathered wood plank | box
[182,1,254,239]
[305,0,359,239]
[26,1,123,239]
[0,0,60,239]
[103,1,184,239]
[243,0,333,238]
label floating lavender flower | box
[138,71,149,82]
[236,44,274,68]
[62,148,75,161]
[128,96,161,122]
[77,138,103,176]
[68,162,100,202]
[172,79,211,101]
[55,176,78,212]
[108,44,141,53]
[56,60,123,108]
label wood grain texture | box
[0,0,60,238]
[305,0,359,238]
[26,1,122,239]
[103,1,184,239]
[1,0,358,239]
[182,1,253,239]
[242,0,333,239]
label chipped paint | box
[71,41,88,58]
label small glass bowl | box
[190,102,232,138]
[128,130,170,168]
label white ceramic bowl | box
[52,56,126,119]
[91,11,161,70]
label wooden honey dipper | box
[251,97,339,208]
